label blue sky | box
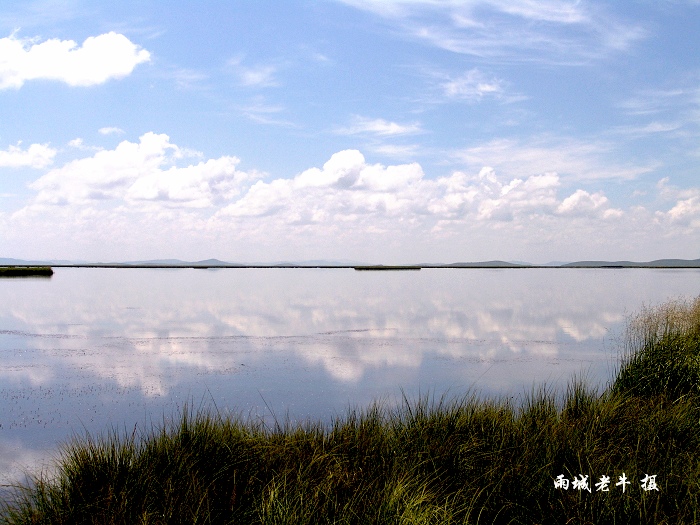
[0,0,698,263]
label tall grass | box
[613,296,700,400]
[3,296,700,524]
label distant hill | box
[434,261,530,268]
[0,258,40,265]
[109,259,189,266]
[562,259,700,268]
[3,257,699,268]
[0,258,366,268]
[118,259,244,267]
[0,258,243,267]
[270,259,368,266]
[0,258,82,265]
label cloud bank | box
[4,133,696,261]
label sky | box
[0,0,698,264]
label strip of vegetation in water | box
[0,266,53,277]
[2,297,699,524]
[354,265,421,271]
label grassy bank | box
[2,297,700,524]
[0,266,53,277]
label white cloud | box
[220,150,426,223]
[613,121,682,136]
[657,176,699,201]
[336,0,645,64]
[442,68,504,100]
[228,56,279,87]
[664,196,700,226]
[616,83,700,150]
[478,171,561,221]
[619,88,689,116]
[218,150,623,232]
[370,144,420,158]
[654,178,700,227]
[8,143,696,262]
[240,65,277,87]
[237,97,294,126]
[455,137,657,182]
[0,31,150,89]
[127,157,247,208]
[557,189,616,217]
[488,1,588,24]
[16,144,631,230]
[336,116,422,136]
[168,67,208,89]
[98,127,125,135]
[26,133,253,209]
[68,137,102,152]
[0,141,55,168]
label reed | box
[3,297,700,524]
[613,296,700,399]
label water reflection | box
[1,267,699,487]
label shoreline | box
[4,264,700,269]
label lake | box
[1,267,699,489]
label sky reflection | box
[1,267,699,487]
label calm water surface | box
[1,267,699,487]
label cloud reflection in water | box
[1,267,699,486]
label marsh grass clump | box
[3,296,700,524]
[613,296,700,400]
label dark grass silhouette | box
[0,267,53,277]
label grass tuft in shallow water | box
[613,296,700,400]
[0,266,53,277]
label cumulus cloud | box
[18,143,625,232]
[27,133,253,209]
[0,32,150,89]
[219,150,427,224]
[67,138,102,152]
[426,167,566,222]
[216,149,622,235]
[557,189,612,216]
[664,197,700,225]
[0,141,55,168]
[654,178,700,227]
[10,141,690,262]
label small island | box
[0,266,54,277]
